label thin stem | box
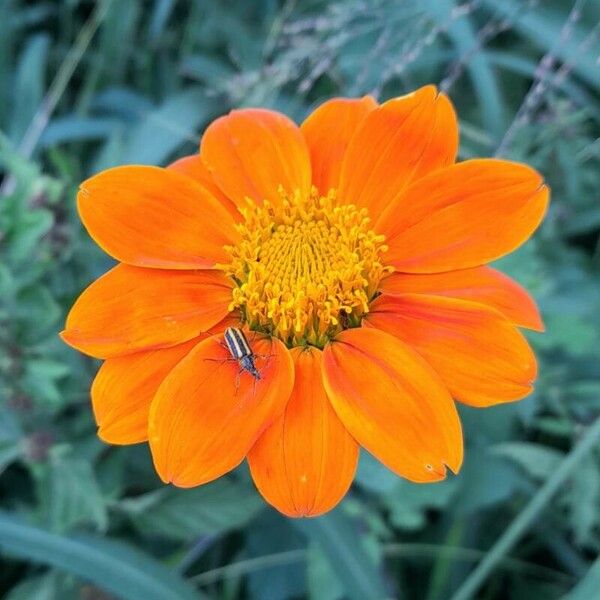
[450,413,600,600]
[190,549,307,586]
[177,534,218,574]
[189,542,573,588]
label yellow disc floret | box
[222,187,390,347]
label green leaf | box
[566,455,600,546]
[22,358,71,407]
[119,478,263,540]
[40,116,121,147]
[0,443,22,476]
[5,209,53,265]
[0,408,23,444]
[180,54,236,85]
[120,90,216,166]
[491,442,564,480]
[10,33,50,143]
[565,555,600,600]
[307,544,344,600]
[0,510,203,600]
[5,573,58,600]
[0,2,15,119]
[355,451,398,493]
[384,478,458,530]
[34,446,108,532]
[246,512,307,600]
[453,452,523,515]
[95,1,141,83]
[13,286,61,342]
[4,571,78,600]
[148,0,176,42]
[293,507,387,600]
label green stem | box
[190,549,307,586]
[189,542,573,588]
[450,414,600,600]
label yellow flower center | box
[222,187,390,348]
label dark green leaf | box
[293,508,388,600]
[0,510,203,600]
[119,478,263,540]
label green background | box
[1,1,600,599]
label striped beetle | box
[223,326,261,381]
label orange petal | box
[61,264,232,358]
[322,327,462,483]
[200,108,311,209]
[380,267,544,331]
[149,334,294,487]
[248,347,358,517]
[366,294,538,407]
[92,338,200,445]
[78,165,238,269]
[167,154,240,220]
[379,159,550,273]
[338,86,457,220]
[301,96,377,194]
[91,314,238,445]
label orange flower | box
[61,86,549,517]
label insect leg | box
[233,367,245,396]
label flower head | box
[61,86,549,517]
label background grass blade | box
[0,511,203,600]
[9,33,49,144]
[450,414,600,600]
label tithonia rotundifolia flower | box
[61,86,549,517]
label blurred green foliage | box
[1,1,600,599]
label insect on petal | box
[149,334,294,487]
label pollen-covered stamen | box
[222,187,390,347]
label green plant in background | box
[1,1,600,599]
